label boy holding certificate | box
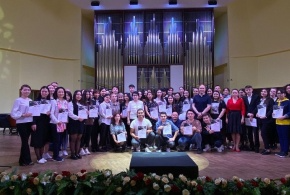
[130,109,155,152]
[178,109,203,154]
[201,114,223,153]
[155,112,179,152]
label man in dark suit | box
[242,85,260,153]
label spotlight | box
[130,0,138,5]
[91,1,100,6]
[169,0,177,5]
[208,0,217,5]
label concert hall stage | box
[129,152,198,179]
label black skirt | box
[68,118,85,135]
[30,114,50,148]
[227,110,242,133]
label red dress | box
[226,98,245,133]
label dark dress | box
[226,98,245,133]
[68,102,85,135]
[31,113,50,148]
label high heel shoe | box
[235,149,241,152]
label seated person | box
[110,113,127,152]
[155,112,179,152]
[170,111,183,147]
[130,109,155,152]
[201,113,224,152]
[178,109,203,154]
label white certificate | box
[158,103,167,112]
[58,111,68,123]
[117,132,126,142]
[40,102,51,114]
[150,107,158,119]
[105,108,113,118]
[273,106,283,118]
[122,107,127,117]
[28,101,41,116]
[182,103,190,112]
[179,112,186,120]
[137,128,147,139]
[257,105,266,117]
[163,125,172,136]
[245,118,257,127]
[78,106,88,119]
[89,105,99,118]
[183,125,192,135]
[166,106,172,116]
[210,121,221,132]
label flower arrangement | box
[0,169,289,195]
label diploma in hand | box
[89,105,98,118]
[78,105,88,119]
[183,125,192,135]
[117,132,126,142]
[163,124,172,136]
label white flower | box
[21,173,27,181]
[123,176,130,185]
[182,189,190,195]
[103,170,112,177]
[215,178,221,185]
[221,179,227,187]
[285,174,290,180]
[153,182,160,190]
[232,176,239,182]
[179,174,187,183]
[168,173,174,180]
[161,177,169,184]
[154,175,161,181]
[116,187,122,192]
[164,184,171,192]
[264,178,270,185]
[191,180,197,186]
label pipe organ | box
[94,10,214,92]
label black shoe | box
[70,155,78,160]
[99,148,107,152]
[19,162,34,166]
[76,154,82,159]
[261,150,271,155]
[255,148,260,153]
[197,148,203,154]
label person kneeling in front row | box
[130,109,155,152]
[155,112,179,152]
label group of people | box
[10,82,290,166]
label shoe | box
[217,146,223,153]
[197,148,203,154]
[79,148,86,156]
[70,155,78,160]
[99,148,107,152]
[189,144,196,151]
[19,162,34,166]
[134,146,140,152]
[261,150,271,155]
[275,152,283,156]
[76,154,82,159]
[166,148,171,152]
[43,153,52,160]
[63,150,68,156]
[37,158,46,164]
[145,147,152,152]
[231,148,236,152]
[203,144,211,152]
[235,149,241,152]
[85,148,91,155]
[156,149,161,152]
[53,157,64,162]
[254,148,260,153]
[279,152,288,158]
[59,151,63,157]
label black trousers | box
[99,123,110,148]
[17,122,32,165]
[246,126,260,149]
[81,125,93,148]
[260,122,271,150]
[91,119,100,150]
[51,124,64,159]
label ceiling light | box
[130,0,138,5]
[91,1,100,6]
[169,0,177,5]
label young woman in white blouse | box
[50,87,73,162]
[10,84,34,166]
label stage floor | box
[0,132,289,179]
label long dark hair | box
[53,87,67,100]
[36,86,50,101]
[82,90,92,105]
[72,90,85,105]
[111,113,124,126]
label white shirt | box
[99,101,112,125]
[10,97,33,124]
[130,118,152,136]
[127,100,144,120]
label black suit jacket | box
[242,94,260,117]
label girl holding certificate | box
[120,93,132,148]
[154,89,167,115]
[11,84,34,166]
[110,113,127,152]
[50,87,71,162]
[256,89,274,155]
[68,90,86,160]
[166,95,174,119]
[173,93,183,115]
[226,89,245,152]
[30,86,51,164]
[80,90,93,156]
[144,91,158,132]
[273,89,290,158]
